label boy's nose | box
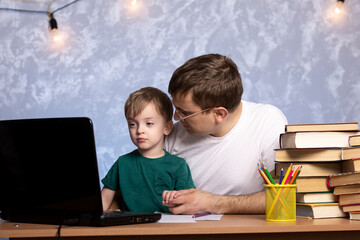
[137,125,145,134]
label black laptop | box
[0,117,161,226]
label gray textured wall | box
[1,0,359,180]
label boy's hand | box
[106,208,121,212]
[162,190,180,207]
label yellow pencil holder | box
[265,184,296,222]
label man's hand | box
[162,188,213,215]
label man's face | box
[172,91,215,135]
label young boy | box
[101,87,195,213]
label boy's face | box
[127,102,172,158]
[172,91,216,135]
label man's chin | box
[184,127,198,135]
[182,125,192,133]
[181,124,200,135]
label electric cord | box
[57,223,62,240]
[0,0,80,15]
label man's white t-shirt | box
[164,101,287,196]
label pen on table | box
[193,212,211,218]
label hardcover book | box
[343,205,360,213]
[339,193,360,206]
[333,184,360,195]
[275,162,341,177]
[349,135,360,147]
[296,203,348,219]
[280,131,360,149]
[285,122,358,133]
[328,172,360,187]
[295,177,332,193]
[296,192,337,204]
[275,147,360,162]
[349,212,360,220]
[341,159,360,173]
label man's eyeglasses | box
[175,108,212,121]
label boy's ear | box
[164,120,173,135]
[213,107,228,123]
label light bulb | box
[50,28,62,42]
[334,0,345,15]
[48,13,63,43]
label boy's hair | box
[168,54,243,113]
[125,87,173,122]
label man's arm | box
[165,188,265,215]
[209,191,265,214]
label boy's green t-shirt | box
[101,150,195,213]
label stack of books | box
[275,122,360,219]
[328,170,360,220]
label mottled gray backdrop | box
[1,0,359,180]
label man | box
[163,54,287,214]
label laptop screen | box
[0,117,103,219]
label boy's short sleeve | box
[101,160,120,191]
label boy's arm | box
[162,159,196,210]
[101,186,116,211]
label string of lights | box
[0,0,80,14]
[0,0,80,42]
[0,0,348,47]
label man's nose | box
[174,111,182,121]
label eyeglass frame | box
[175,107,213,121]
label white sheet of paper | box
[157,213,196,223]
[156,213,223,223]
[195,214,223,221]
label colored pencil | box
[193,212,211,218]
[292,166,302,184]
[263,166,276,184]
[279,168,284,184]
[284,167,294,185]
[281,163,293,185]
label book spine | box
[349,136,352,147]
[326,176,333,187]
[349,135,360,147]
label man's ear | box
[213,107,228,123]
[164,120,173,136]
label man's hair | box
[125,87,173,122]
[168,54,243,113]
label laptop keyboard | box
[102,211,131,217]
[100,211,161,224]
